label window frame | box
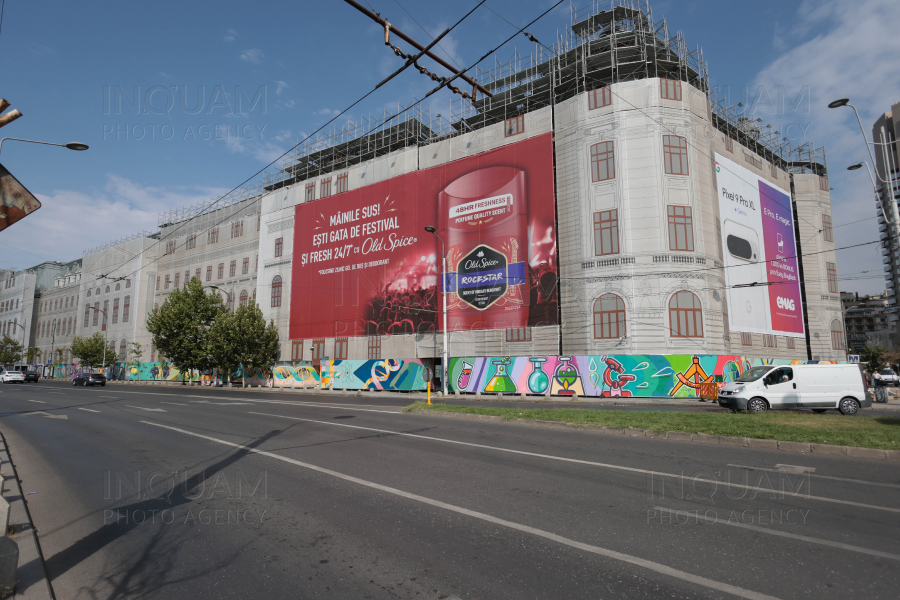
[593,209,620,256]
[336,173,348,194]
[505,327,532,342]
[123,295,130,323]
[334,337,348,360]
[367,335,381,359]
[667,205,695,252]
[668,291,703,338]
[822,214,833,243]
[271,275,283,308]
[590,141,615,182]
[831,319,845,350]
[593,293,627,340]
[826,262,838,293]
[660,78,682,101]
[662,135,689,175]
[275,237,283,258]
[504,115,524,137]
[588,86,611,110]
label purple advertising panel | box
[759,180,803,334]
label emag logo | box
[776,296,795,311]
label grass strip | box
[404,403,900,450]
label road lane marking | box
[160,402,187,406]
[124,405,166,412]
[141,420,780,600]
[24,411,67,420]
[247,411,900,515]
[728,464,900,490]
[78,408,100,413]
[99,396,119,399]
[28,400,46,403]
[47,392,64,395]
[652,507,900,561]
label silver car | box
[0,368,25,383]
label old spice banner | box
[290,133,558,339]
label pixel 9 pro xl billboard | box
[715,153,804,337]
[290,133,558,340]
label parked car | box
[718,364,872,415]
[877,368,900,387]
[23,370,40,383]
[73,373,107,387]
[0,368,25,384]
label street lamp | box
[0,137,89,155]
[11,320,27,366]
[88,306,109,374]
[424,225,448,396]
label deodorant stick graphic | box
[439,166,529,331]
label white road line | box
[78,408,100,413]
[123,405,166,412]
[28,400,46,403]
[728,464,900,490]
[141,420,780,600]
[99,396,119,399]
[24,411,67,420]
[47,392,64,395]
[652,507,900,561]
[160,402,187,406]
[247,411,900,515]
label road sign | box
[848,355,860,363]
[0,162,41,233]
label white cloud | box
[223,134,289,166]
[239,48,264,64]
[224,29,237,43]
[313,108,341,117]
[283,99,296,109]
[751,0,900,295]
[0,176,227,269]
[274,80,289,96]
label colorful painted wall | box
[272,361,321,388]
[448,355,841,398]
[320,358,432,390]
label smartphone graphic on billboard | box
[722,218,770,331]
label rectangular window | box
[84,304,90,327]
[819,176,829,191]
[822,214,833,242]
[187,235,196,250]
[588,86,611,110]
[663,135,689,175]
[334,338,348,360]
[367,336,381,360]
[123,296,130,323]
[667,205,695,251]
[590,141,615,182]
[93,302,99,326]
[763,334,776,348]
[184,270,190,287]
[741,332,752,346]
[102,301,108,331]
[311,339,325,365]
[305,183,316,202]
[195,268,201,281]
[174,273,180,289]
[593,209,620,256]
[275,237,283,258]
[786,337,795,350]
[229,260,236,277]
[827,262,838,293]
[206,266,212,281]
[208,228,218,244]
[336,173,348,194]
[291,340,304,361]
[242,257,249,274]
[660,78,682,101]
[112,298,119,324]
[744,152,762,169]
[156,276,160,291]
[725,137,734,153]
[504,115,524,137]
[321,178,332,198]
[218,263,224,279]
[770,163,778,178]
[505,327,532,342]
[165,275,170,290]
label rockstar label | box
[456,245,508,310]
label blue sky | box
[1,0,898,294]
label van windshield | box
[734,366,774,383]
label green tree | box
[861,344,886,374]
[129,342,144,382]
[71,333,117,369]
[146,277,224,381]
[0,335,23,365]
[209,299,279,387]
[24,347,42,365]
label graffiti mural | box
[448,355,843,398]
[320,359,432,391]
[272,361,321,388]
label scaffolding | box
[83,230,155,257]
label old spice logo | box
[465,257,499,269]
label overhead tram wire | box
[100,0,565,288]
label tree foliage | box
[861,344,886,374]
[208,298,279,386]
[146,278,225,376]
[24,347,42,365]
[129,342,144,381]
[0,335,23,365]
[71,333,117,368]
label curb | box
[0,433,54,600]
[410,409,900,461]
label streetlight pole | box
[89,307,109,374]
[0,137,89,155]
[12,320,26,367]
[424,226,448,396]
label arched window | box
[105,285,110,293]
[87,289,91,297]
[271,276,282,308]
[119,339,127,361]
[593,294,626,339]
[115,283,121,291]
[669,291,703,338]
[239,290,248,307]
[831,319,844,350]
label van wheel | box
[747,398,768,413]
[839,398,860,415]
[811,409,827,414]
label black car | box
[23,371,40,382]
[73,373,107,387]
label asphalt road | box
[1,380,898,600]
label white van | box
[718,364,872,414]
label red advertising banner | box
[290,133,557,339]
